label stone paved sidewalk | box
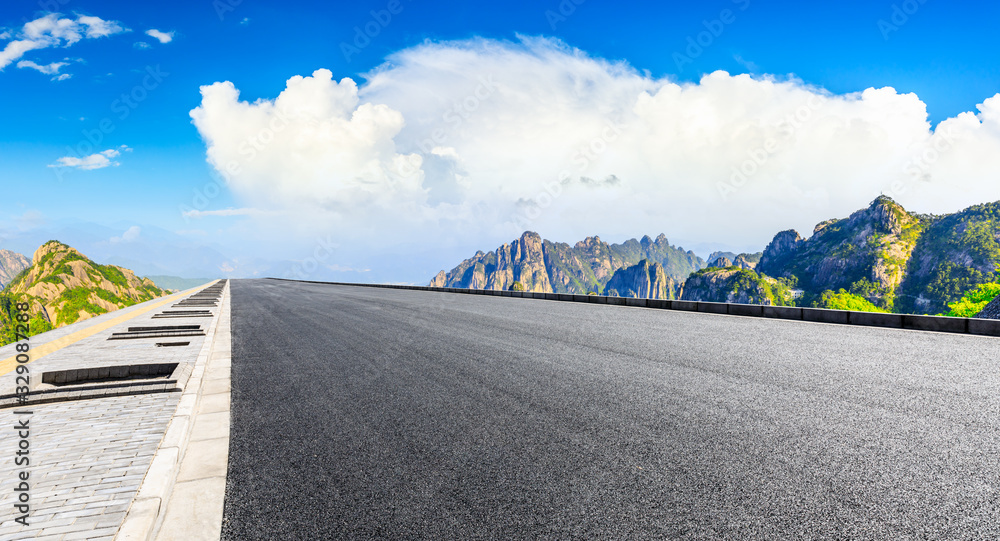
[0,394,180,541]
[0,281,226,540]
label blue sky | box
[2,0,1000,282]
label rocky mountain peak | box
[604,259,676,299]
[757,230,804,276]
[32,240,81,266]
[0,249,31,289]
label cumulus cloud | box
[134,41,151,50]
[190,68,428,233]
[145,29,174,44]
[0,13,126,73]
[49,145,130,170]
[190,37,1000,263]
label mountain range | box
[429,232,703,297]
[431,197,1000,315]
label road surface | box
[222,279,1000,539]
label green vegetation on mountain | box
[945,282,1000,317]
[895,203,1000,314]
[757,196,926,311]
[756,197,1000,315]
[680,266,793,306]
[0,241,168,346]
[811,290,887,312]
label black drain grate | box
[109,324,205,340]
[156,341,191,347]
[128,325,202,332]
[43,363,179,386]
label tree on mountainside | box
[946,282,1000,317]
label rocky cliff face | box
[604,260,677,299]
[2,241,167,336]
[0,249,30,288]
[755,196,924,309]
[680,267,783,305]
[431,231,704,295]
[894,202,1000,314]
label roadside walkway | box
[0,281,230,541]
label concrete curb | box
[268,278,1000,338]
[115,280,231,541]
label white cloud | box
[1,13,126,72]
[239,18,250,26]
[134,41,151,50]
[52,73,71,82]
[190,37,1000,266]
[110,225,141,243]
[17,60,67,74]
[145,29,174,44]
[49,145,130,170]
[0,31,11,40]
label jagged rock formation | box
[758,230,805,277]
[732,253,760,270]
[0,249,30,288]
[1,241,167,345]
[680,267,782,305]
[431,231,704,295]
[604,260,677,299]
[707,252,737,266]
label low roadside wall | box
[268,279,1000,338]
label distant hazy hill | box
[0,241,168,345]
[0,249,30,288]
[429,231,705,294]
[146,275,216,292]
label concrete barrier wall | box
[267,278,1000,338]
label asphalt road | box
[223,279,1000,540]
